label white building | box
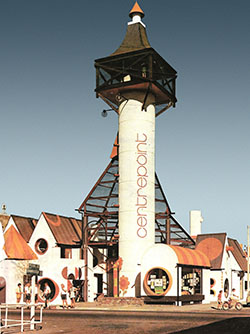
[196,233,247,302]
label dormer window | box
[35,238,48,255]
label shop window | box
[144,267,172,296]
[35,238,48,255]
[181,267,201,295]
[60,247,72,259]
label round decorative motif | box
[143,267,172,297]
[196,238,223,261]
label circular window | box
[143,267,172,296]
[35,238,48,255]
[38,278,59,303]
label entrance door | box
[94,274,103,297]
[107,269,113,297]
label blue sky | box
[0,1,249,244]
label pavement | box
[3,301,250,334]
[49,301,226,313]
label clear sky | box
[0,1,249,244]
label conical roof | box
[129,2,145,18]
[4,225,38,260]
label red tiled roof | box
[42,212,82,245]
[4,225,38,260]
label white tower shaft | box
[118,96,155,297]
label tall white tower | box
[95,2,177,296]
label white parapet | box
[118,97,155,297]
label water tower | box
[94,2,177,297]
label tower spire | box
[129,1,145,19]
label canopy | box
[169,245,210,268]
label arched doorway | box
[224,278,229,298]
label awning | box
[169,245,210,268]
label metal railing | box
[0,303,43,332]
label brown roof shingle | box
[0,214,10,230]
[12,215,38,242]
[42,212,82,245]
[228,238,247,272]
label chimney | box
[189,210,203,238]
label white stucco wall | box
[209,237,246,303]
[202,269,211,303]
[141,244,178,297]
[28,214,85,305]
[0,260,29,304]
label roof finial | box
[1,204,7,215]
[128,2,145,27]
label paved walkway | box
[56,301,220,313]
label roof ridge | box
[42,211,81,222]
[11,214,37,220]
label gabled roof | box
[228,238,247,272]
[42,212,82,245]
[195,233,226,269]
[11,215,38,242]
[4,225,38,260]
